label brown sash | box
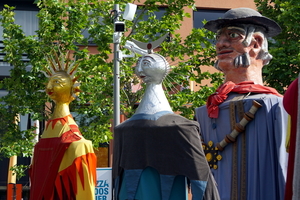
[230,100,247,200]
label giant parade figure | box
[112,35,220,200]
[29,50,97,200]
[194,7,288,200]
[283,73,300,200]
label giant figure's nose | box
[46,81,53,89]
[136,62,143,73]
[216,34,231,50]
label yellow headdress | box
[42,50,82,100]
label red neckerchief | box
[206,81,282,118]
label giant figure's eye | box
[229,32,240,38]
[142,60,151,68]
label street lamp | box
[112,3,137,128]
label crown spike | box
[72,75,80,83]
[67,60,76,74]
[65,51,71,72]
[41,70,51,77]
[48,57,58,72]
[73,82,80,87]
[53,50,62,70]
[70,63,79,76]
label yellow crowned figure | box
[29,51,97,200]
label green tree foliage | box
[0,0,221,174]
[255,0,300,94]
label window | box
[1,0,39,11]
[193,9,227,29]
[0,4,38,77]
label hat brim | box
[204,16,281,37]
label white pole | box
[113,4,121,128]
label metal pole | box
[113,4,120,128]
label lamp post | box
[112,3,136,128]
[113,4,121,128]
[110,3,136,167]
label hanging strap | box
[230,102,238,200]
[230,100,246,200]
[237,100,247,200]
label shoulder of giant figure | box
[283,78,298,113]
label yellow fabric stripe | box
[59,139,94,171]
[42,116,78,138]
[286,115,291,153]
[75,159,96,200]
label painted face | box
[215,26,250,70]
[46,71,73,103]
[135,55,167,84]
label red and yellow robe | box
[29,115,97,200]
